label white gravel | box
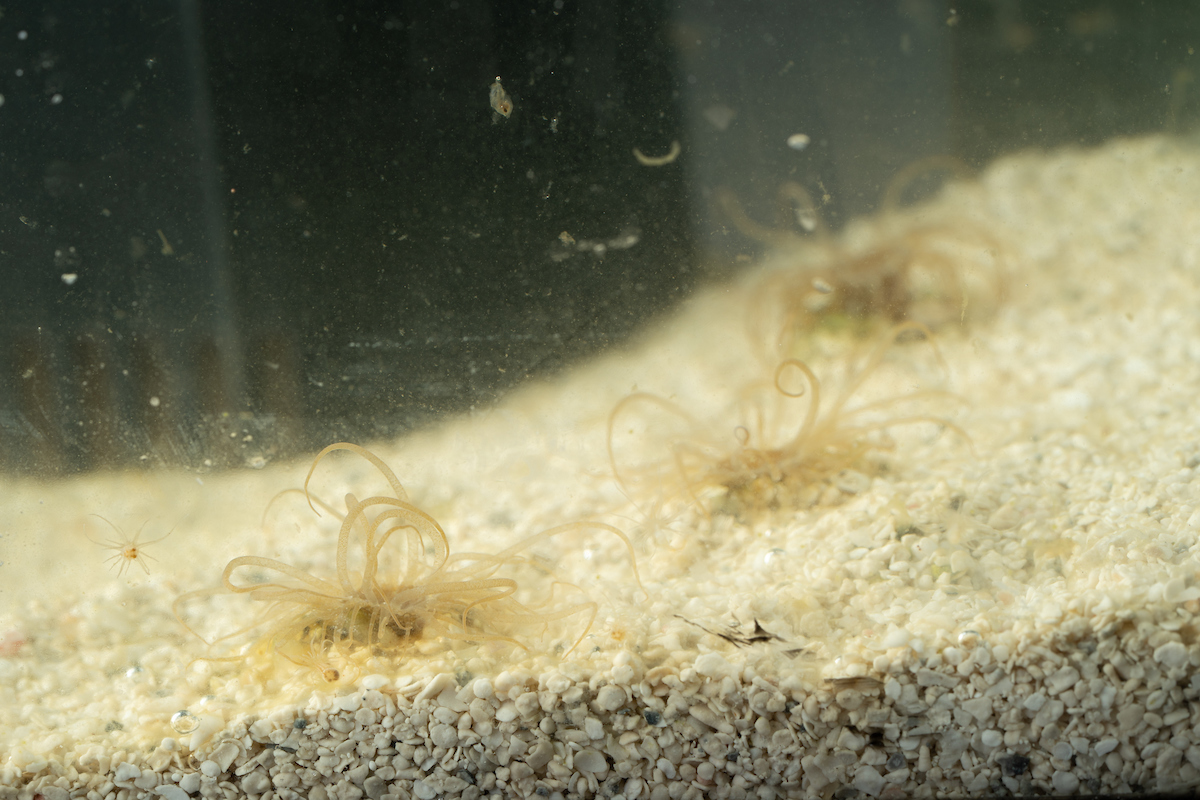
[4,135,1200,798]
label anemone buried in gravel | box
[608,324,968,521]
[748,218,1010,359]
[176,442,641,682]
[718,169,1010,359]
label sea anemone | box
[176,443,641,681]
[608,324,967,521]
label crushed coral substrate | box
[6,135,1200,799]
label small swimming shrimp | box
[489,77,513,118]
[85,516,173,577]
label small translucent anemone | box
[717,170,1010,357]
[176,443,642,682]
[85,515,173,578]
[747,219,1010,358]
[608,324,968,520]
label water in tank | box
[3,2,1199,798]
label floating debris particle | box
[0,629,25,657]
[489,77,513,118]
[703,104,736,131]
[633,140,681,167]
[787,133,811,150]
[674,615,785,647]
[61,273,78,286]
[157,229,174,256]
[826,676,884,693]
[550,227,640,262]
[54,245,80,267]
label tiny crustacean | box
[825,676,883,693]
[489,76,513,119]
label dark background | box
[0,0,1195,475]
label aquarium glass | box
[3,2,1200,799]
